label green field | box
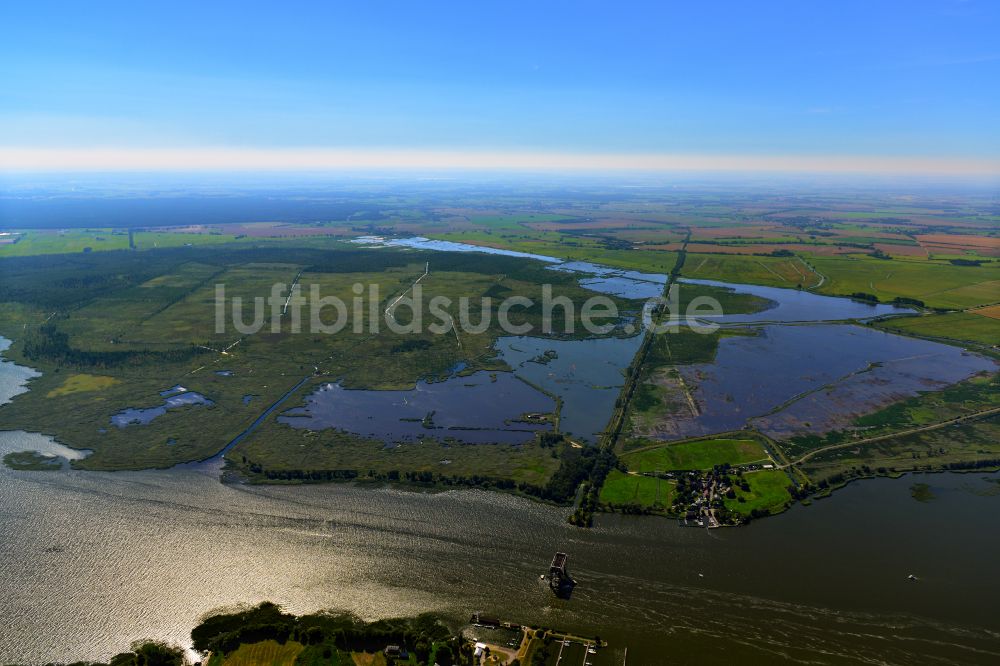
[599,468,674,509]
[807,253,1000,309]
[683,253,817,288]
[0,229,130,256]
[621,437,770,472]
[724,469,794,515]
[222,640,305,666]
[874,312,1000,346]
[132,230,239,249]
[675,251,1000,310]
[0,229,250,257]
[674,281,774,319]
[45,373,121,397]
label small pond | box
[111,391,214,428]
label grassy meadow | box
[724,469,794,515]
[621,437,770,472]
[0,242,631,481]
[874,311,1000,346]
[807,253,1000,309]
[0,229,131,256]
[599,468,674,510]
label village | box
[669,463,780,528]
[461,613,611,666]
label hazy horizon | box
[3,1,999,176]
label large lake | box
[2,422,999,665]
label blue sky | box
[1,1,998,171]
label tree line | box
[22,324,205,369]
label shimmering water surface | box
[354,235,562,264]
[0,337,40,405]
[359,236,670,299]
[494,334,644,443]
[678,277,913,322]
[2,424,999,665]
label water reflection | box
[495,334,644,442]
[1,433,998,665]
[356,235,562,264]
[678,277,913,322]
[0,336,40,405]
[110,392,214,428]
[640,325,996,440]
[356,236,670,299]
[279,371,554,444]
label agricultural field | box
[973,304,1000,319]
[0,228,130,256]
[599,468,674,510]
[621,437,771,472]
[874,312,1000,346]
[132,230,241,249]
[916,233,1000,257]
[682,253,819,288]
[359,191,1000,317]
[806,253,1000,309]
[221,640,305,666]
